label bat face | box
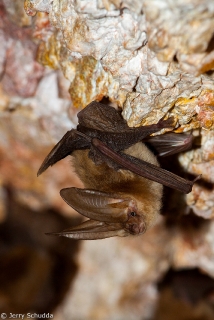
[38,101,198,240]
[46,188,147,239]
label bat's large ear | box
[46,220,128,240]
[37,129,89,176]
[60,188,131,223]
[51,187,131,240]
[146,132,193,157]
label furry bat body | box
[38,101,197,240]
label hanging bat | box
[38,101,198,240]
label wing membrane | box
[146,132,193,157]
[37,129,89,176]
[92,138,198,194]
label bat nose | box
[128,221,146,235]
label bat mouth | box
[125,220,147,235]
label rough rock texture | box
[178,128,214,219]
[0,0,214,319]
[0,1,82,213]
[54,225,170,320]
[24,0,214,129]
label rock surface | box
[0,0,214,319]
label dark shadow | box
[173,54,179,63]
[0,186,81,315]
[206,32,214,53]
[194,177,213,191]
[152,268,214,320]
[146,134,213,226]
[158,268,214,305]
[99,96,111,105]
[206,70,214,76]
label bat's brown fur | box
[38,102,196,239]
[72,142,163,230]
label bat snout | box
[126,220,146,235]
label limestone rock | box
[0,0,214,319]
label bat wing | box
[37,129,90,176]
[78,101,174,134]
[38,102,175,176]
[77,101,128,132]
[77,101,175,151]
[92,138,199,194]
[145,132,193,157]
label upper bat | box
[38,101,198,240]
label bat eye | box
[130,211,136,217]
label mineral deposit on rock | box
[0,0,214,319]
[23,0,214,129]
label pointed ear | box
[60,188,131,223]
[46,219,128,240]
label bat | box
[38,101,199,240]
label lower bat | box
[38,101,199,240]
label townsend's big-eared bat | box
[38,101,198,240]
